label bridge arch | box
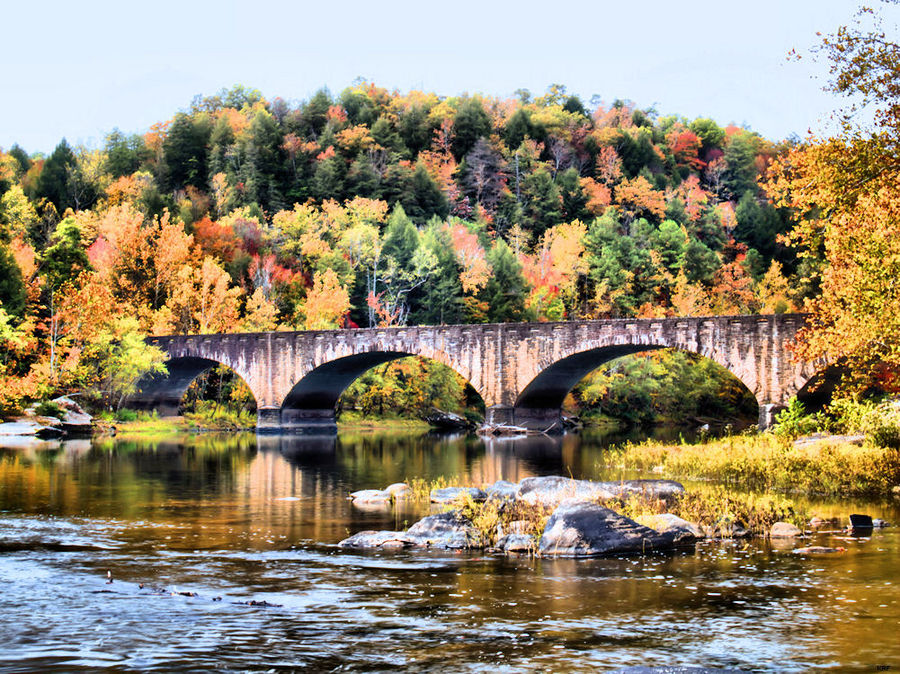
[129,356,261,417]
[278,350,486,430]
[508,345,759,430]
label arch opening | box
[509,346,758,432]
[127,357,258,424]
[280,352,485,430]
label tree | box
[302,268,350,329]
[0,244,26,320]
[764,2,900,393]
[36,139,77,211]
[82,315,167,410]
[451,97,491,160]
[480,239,529,322]
[162,112,211,191]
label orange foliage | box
[614,176,666,221]
[447,223,489,293]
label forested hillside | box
[0,83,805,418]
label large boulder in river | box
[430,486,487,504]
[405,510,482,549]
[516,476,614,506]
[51,396,93,435]
[539,500,684,557]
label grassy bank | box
[336,412,431,431]
[602,433,900,497]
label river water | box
[0,430,897,673]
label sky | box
[2,0,864,154]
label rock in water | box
[424,408,472,431]
[516,476,614,506]
[849,514,874,531]
[596,479,686,500]
[770,522,803,538]
[384,483,410,499]
[51,396,93,435]
[539,501,682,557]
[405,511,482,549]
[349,489,392,504]
[338,531,413,549]
[636,513,703,543]
[793,546,846,554]
[486,480,518,502]
[498,533,535,553]
[430,487,487,504]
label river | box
[0,430,897,672]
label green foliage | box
[81,316,168,410]
[772,397,820,440]
[42,217,89,291]
[33,400,62,418]
[573,350,757,425]
[0,244,26,320]
[481,239,529,322]
[339,357,473,419]
[35,139,77,211]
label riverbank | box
[601,432,900,497]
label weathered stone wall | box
[138,314,817,430]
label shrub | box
[115,408,139,422]
[34,401,63,418]
[772,397,820,440]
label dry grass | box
[603,433,900,496]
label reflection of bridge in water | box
[129,314,819,431]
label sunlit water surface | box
[0,430,898,673]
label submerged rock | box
[636,513,703,543]
[539,500,685,557]
[793,545,846,554]
[349,489,392,504]
[430,487,487,504]
[516,476,614,506]
[338,530,413,549]
[0,421,45,437]
[770,522,803,538]
[405,510,482,549]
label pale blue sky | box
[3,0,862,153]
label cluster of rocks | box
[0,396,93,441]
[340,475,701,557]
[340,475,893,558]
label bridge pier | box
[758,403,786,431]
[485,406,564,432]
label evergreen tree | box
[0,244,26,320]
[481,239,528,322]
[451,97,491,160]
[36,139,77,211]
[163,113,212,191]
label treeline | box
[0,82,804,417]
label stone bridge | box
[129,314,818,432]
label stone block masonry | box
[128,314,818,431]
